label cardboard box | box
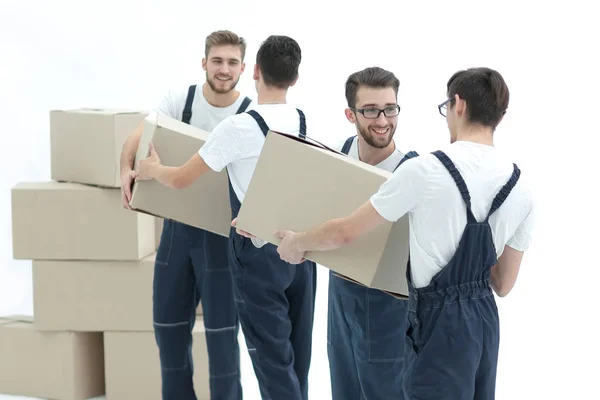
[104,317,209,400]
[0,315,105,400]
[32,254,156,331]
[32,252,203,331]
[236,131,411,298]
[11,181,155,260]
[50,108,148,188]
[130,114,232,237]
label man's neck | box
[455,124,495,146]
[202,83,240,108]
[257,85,288,105]
[358,135,396,165]
[357,136,396,166]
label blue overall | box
[153,85,251,400]
[227,109,317,400]
[327,136,419,400]
[402,150,520,400]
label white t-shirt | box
[147,84,254,131]
[370,141,535,289]
[334,135,406,173]
[199,103,305,203]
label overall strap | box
[485,164,521,221]
[340,136,355,155]
[182,84,196,124]
[394,150,420,171]
[432,150,477,223]
[297,109,307,139]
[236,96,252,114]
[246,110,270,136]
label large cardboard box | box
[11,181,155,260]
[104,317,209,400]
[0,315,105,400]
[236,131,411,298]
[32,252,202,331]
[50,108,148,188]
[130,114,232,237]
[32,254,156,331]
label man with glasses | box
[326,67,417,400]
[275,67,535,399]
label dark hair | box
[205,30,246,60]
[256,35,301,89]
[447,67,509,128]
[345,67,400,108]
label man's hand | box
[136,141,161,182]
[231,218,256,239]
[120,169,138,210]
[275,230,306,264]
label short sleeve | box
[369,158,428,222]
[198,117,241,172]
[145,90,183,121]
[506,204,535,252]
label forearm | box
[151,164,187,189]
[120,123,143,173]
[295,219,352,253]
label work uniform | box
[368,140,534,400]
[198,104,317,400]
[153,84,252,400]
[401,150,521,399]
[327,135,417,400]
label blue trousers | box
[153,219,242,400]
[328,271,407,400]
[228,235,316,400]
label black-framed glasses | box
[438,98,453,117]
[351,105,400,119]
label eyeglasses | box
[351,105,400,119]
[438,98,453,117]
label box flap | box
[0,314,34,328]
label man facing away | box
[327,66,415,400]
[275,67,535,400]
[134,35,317,400]
[119,30,252,400]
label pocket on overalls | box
[367,290,407,362]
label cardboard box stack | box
[3,109,208,399]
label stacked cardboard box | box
[2,109,208,399]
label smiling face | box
[202,44,245,94]
[346,86,399,149]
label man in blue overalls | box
[328,66,418,400]
[275,67,535,399]
[119,30,252,400]
[135,35,317,400]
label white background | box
[1,0,599,399]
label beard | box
[357,121,396,149]
[206,72,240,94]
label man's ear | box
[345,108,357,123]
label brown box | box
[11,181,155,260]
[32,254,156,332]
[104,317,209,400]
[0,315,105,400]
[130,114,232,237]
[32,253,203,331]
[50,108,148,188]
[236,132,411,298]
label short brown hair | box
[205,30,246,60]
[345,67,400,108]
[446,67,509,129]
